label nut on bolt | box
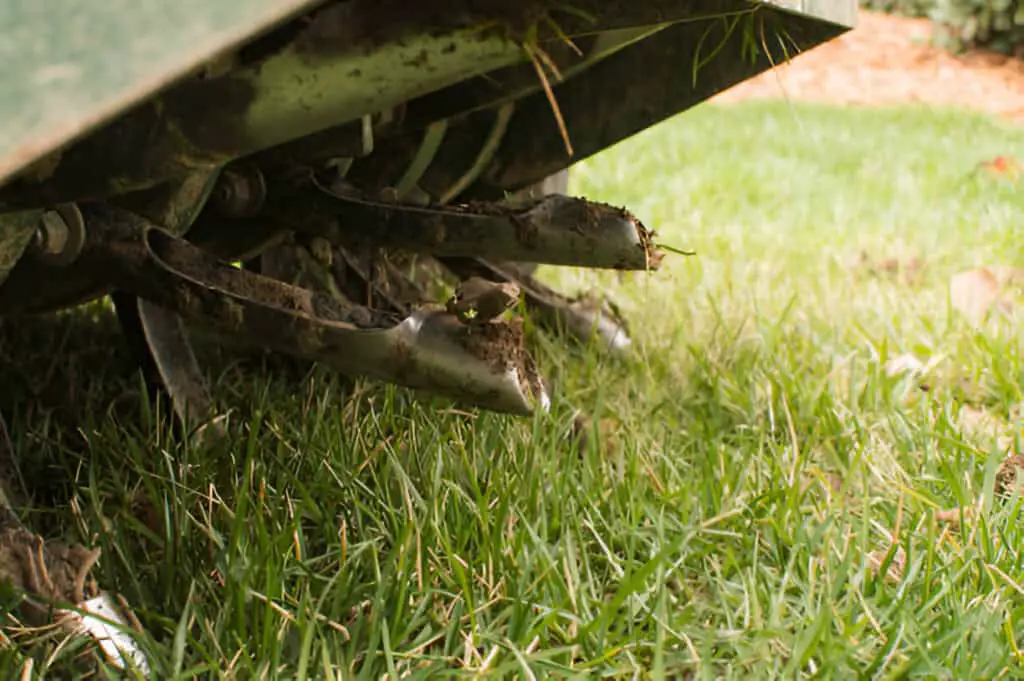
[31,203,85,266]
[212,164,266,218]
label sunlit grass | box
[3,101,1024,678]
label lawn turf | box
[3,101,1024,678]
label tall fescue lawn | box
[3,101,1024,678]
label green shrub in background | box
[932,0,1024,54]
[859,0,932,17]
[859,0,1024,54]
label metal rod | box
[136,298,222,435]
[394,120,448,200]
[437,103,515,205]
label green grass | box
[5,100,1024,678]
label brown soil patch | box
[460,316,527,370]
[996,453,1024,496]
[0,521,101,616]
[713,11,1024,124]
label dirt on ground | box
[713,11,1024,124]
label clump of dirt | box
[0,414,100,619]
[535,195,659,270]
[459,316,548,404]
[638,222,662,271]
[996,454,1024,497]
[460,317,527,372]
[544,195,631,233]
[0,520,100,620]
[464,195,658,269]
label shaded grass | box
[4,101,1024,678]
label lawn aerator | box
[0,0,854,669]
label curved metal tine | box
[136,298,225,444]
[112,171,230,443]
[442,257,632,355]
[552,289,632,355]
[82,205,548,415]
[297,183,660,271]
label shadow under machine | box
[0,0,856,425]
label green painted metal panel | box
[0,0,320,185]
[0,0,855,193]
[762,0,858,28]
